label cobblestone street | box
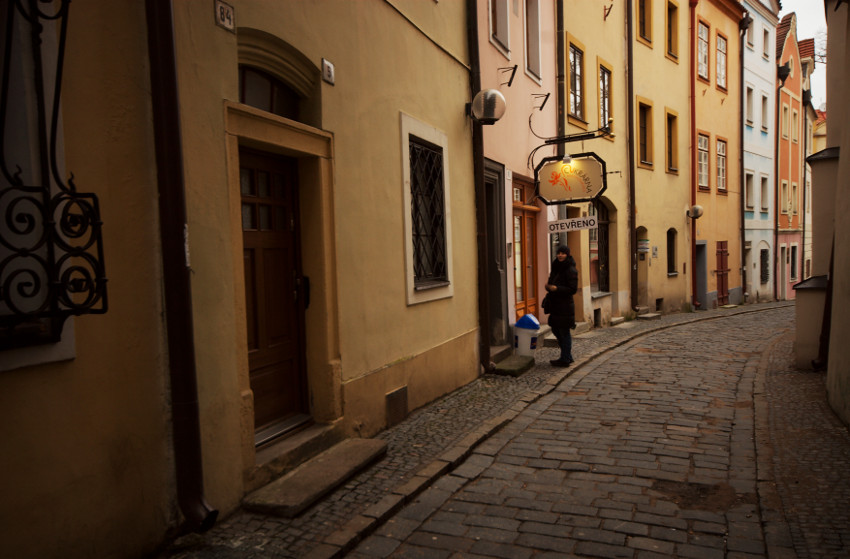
[162,303,850,559]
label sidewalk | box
[163,301,825,559]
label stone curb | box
[309,302,795,559]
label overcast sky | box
[777,0,827,109]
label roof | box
[776,13,794,60]
[815,110,827,124]
[799,38,815,60]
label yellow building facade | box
[0,1,480,556]
[691,0,745,308]
[632,0,693,314]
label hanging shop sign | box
[535,152,607,205]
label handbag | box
[541,293,551,314]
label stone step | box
[610,316,626,326]
[490,344,512,364]
[635,306,651,315]
[243,438,387,518]
[637,312,662,320]
[492,354,535,377]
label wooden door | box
[240,149,309,441]
[512,179,539,321]
[716,240,729,306]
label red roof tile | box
[777,13,794,60]
[799,38,815,60]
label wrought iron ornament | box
[1,0,107,350]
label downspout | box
[774,62,790,300]
[739,14,752,302]
[466,0,491,373]
[801,88,811,279]
[689,0,699,309]
[556,0,565,155]
[145,0,218,532]
[626,0,638,311]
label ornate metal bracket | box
[1,0,107,350]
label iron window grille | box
[760,249,770,284]
[1,0,107,350]
[409,136,447,289]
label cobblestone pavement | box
[161,302,850,559]
[760,333,850,558]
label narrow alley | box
[164,303,850,559]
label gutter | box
[145,0,218,533]
[740,13,752,301]
[466,0,491,373]
[690,0,699,309]
[626,0,638,311]
[556,0,565,155]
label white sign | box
[547,216,598,233]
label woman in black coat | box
[544,245,578,367]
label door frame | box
[225,102,341,469]
[484,160,509,346]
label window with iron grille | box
[760,249,770,284]
[409,136,447,288]
[666,228,677,274]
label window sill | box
[591,291,612,300]
[567,114,588,130]
[717,189,728,196]
[414,280,450,292]
[665,52,679,64]
[638,161,654,170]
[667,272,679,278]
[666,167,679,175]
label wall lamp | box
[686,205,704,219]
[467,88,507,125]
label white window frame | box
[401,113,454,305]
[763,28,770,59]
[791,182,798,214]
[698,21,709,80]
[761,94,769,132]
[716,33,727,89]
[716,139,727,191]
[781,180,789,214]
[745,172,754,209]
[698,133,709,188]
[746,86,754,125]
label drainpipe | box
[774,62,790,300]
[689,0,699,309]
[801,88,811,279]
[556,0,565,155]
[626,0,637,311]
[145,0,218,532]
[739,13,752,302]
[466,0,491,373]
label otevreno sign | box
[535,152,607,205]
[548,216,598,233]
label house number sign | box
[215,0,235,32]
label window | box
[791,182,798,214]
[716,139,727,191]
[667,229,677,275]
[782,104,789,138]
[599,63,612,129]
[760,249,770,283]
[401,113,454,304]
[698,21,709,80]
[638,99,653,167]
[490,0,509,52]
[698,133,709,188]
[761,94,769,131]
[665,109,678,173]
[745,172,754,208]
[525,0,541,78]
[790,245,798,280]
[746,87,754,124]
[792,109,799,142]
[240,66,300,120]
[638,0,652,45]
[569,41,585,122]
[763,28,770,59]
[666,1,679,59]
[781,180,789,213]
[747,21,754,48]
[760,176,769,211]
[716,33,727,89]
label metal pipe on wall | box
[145,0,218,533]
